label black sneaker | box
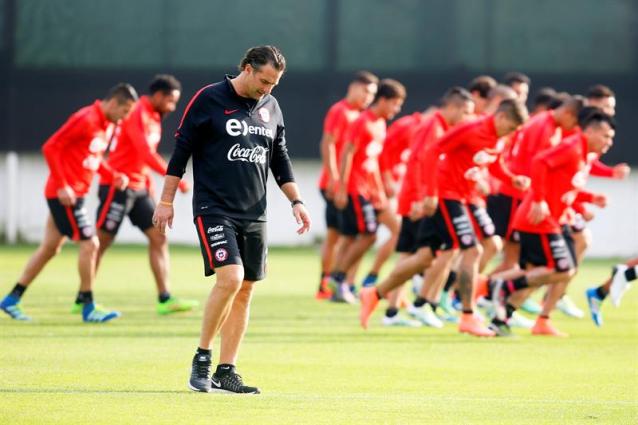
[488,318,513,337]
[188,353,212,392]
[212,366,260,394]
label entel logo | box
[226,118,273,139]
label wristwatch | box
[291,199,304,207]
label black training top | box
[166,76,295,222]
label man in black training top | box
[153,45,311,394]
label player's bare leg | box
[95,229,114,271]
[377,247,434,296]
[317,228,341,297]
[490,267,575,336]
[219,280,255,365]
[364,208,400,285]
[488,240,520,275]
[479,235,502,273]
[198,264,245,350]
[145,227,170,295]
[17,214,66,287]
[77,236,99,293]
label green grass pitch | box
[1,244,636,424]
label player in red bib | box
[329,79,406,303]
[91,75,197,316]
[317,71,379,299]
[391,88,474,328]
[0,84,138,323]
[359,99,528,336]
[488,111,615,337]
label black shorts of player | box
[561,224,579,267]
[570,213,587,234]
[47,197,95,241]
[468,203,496,241]
[518,230,576,273]
[416,199,478,252]
[339,194,378,237]
[194,215,267,281]
[396,216,428,253]
[487,193,521,242]
[95,185,155,235]
[320,189,340,230]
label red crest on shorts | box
[215,248,228,262]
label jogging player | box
[489,111,615,337]
[317,71,378,298]
[329,79,407,303]
[92,74,198,315]
[1,84,138,322]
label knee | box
[416,247,434,268]
[80,237,100,255]
[485,236,502,253]
[41,242,62,258]
[148,231,167,248]
[465,244,483,260]
[215,270,244,294]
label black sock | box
[505,303,517,320]
[595,286,608,300]
[462,309,473,315]
[540,314,550,319]
[366,272,378,279]
[375,288,383,300]
[9,283,27,299]
[385,307,399,318]
[331,271,346,284]
[216,364,235,375]
[413,296,427,308]
[158,292,171,303]
[625,266,637,282]
[75,291,93,304]
[196,347,211,357]
[428,300,439,312]
[444,271,457,292]
[504,276,529,296]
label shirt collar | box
[433,111,449,132]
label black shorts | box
[468,203,496,241]
[339,194,378,236]
[487,193,521,242]
[518,230,576,273]
[396,216,427,253]
[96,185,155,235]
[416,199,477,252]
[320,189,340,230]
[561,224,579,267]
[195,215,267,281]
[47,197,95,241]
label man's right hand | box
[528,200,549,225]
[153,202,174,234]
[422,196,438,217]
[334,187,348,210]
[57,186,76,206]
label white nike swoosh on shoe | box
[211,378,221,388]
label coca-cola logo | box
[225,118,274,139]
[227,143,269,164]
